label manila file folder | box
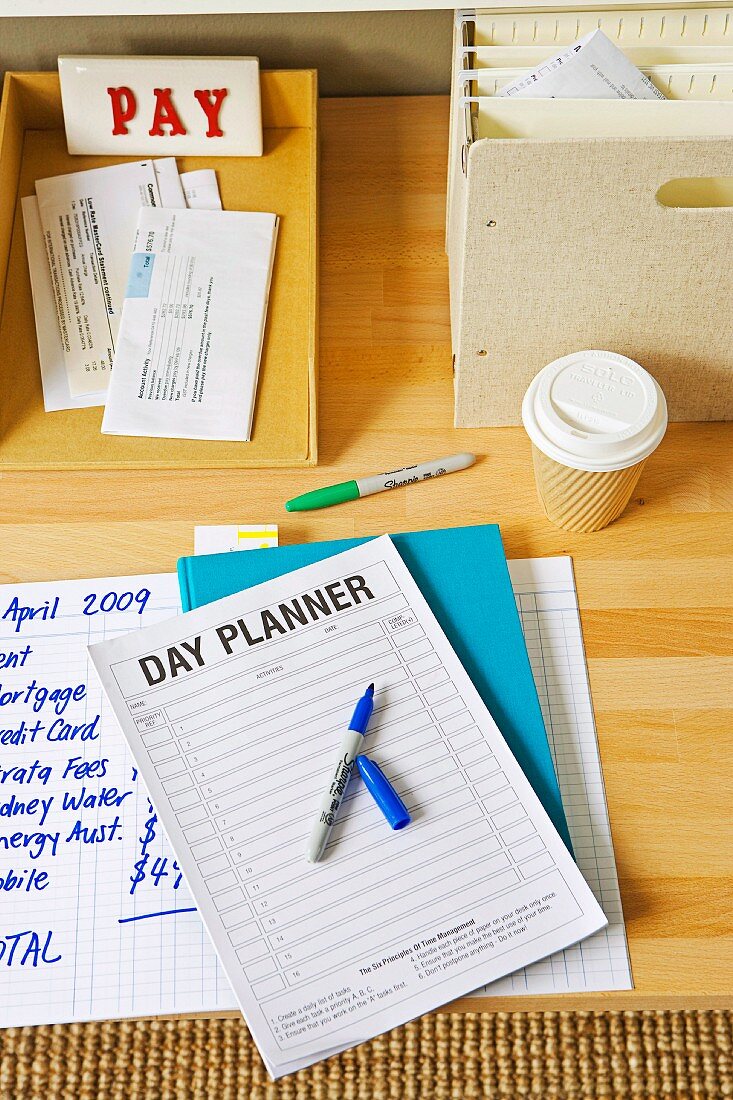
[448,5,733,426]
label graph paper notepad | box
[0,573,237,1027]
[89,537,606,1077]
[0,553,627,1030]
[477,556,632,996]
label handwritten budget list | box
[0,574,236,1027]
[89,536,607,1078]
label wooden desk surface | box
[1,96,731,1012]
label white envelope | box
[101,208,278,442]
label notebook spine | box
[176,559,194,613]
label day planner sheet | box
[88,536,606,1077]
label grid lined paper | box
[1,553,629,1029]
[0,574,236,1027]
[478,556,632,995]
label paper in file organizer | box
[89,536,607,1077]
[460,7,733,136]
[449,6,733,424]
[492,29,665,99]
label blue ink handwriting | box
[0,680,86,716]
[0,830,60,860]
[0,867,49,893]
[0,720,45,747]
[130,801,182,895]
[118,907,195,925]
[0,645,33,670]
[1,597,59,634]
[82,589,151,617]
[65,816,122,844]
[0,793,54,827]
[0,760,52,785]
[0,929,61,967]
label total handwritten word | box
[0,929,61,967]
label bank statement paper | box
[89,537,606,1077]
[34,160,174,399]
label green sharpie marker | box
[285,452,476,512]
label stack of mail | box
[22,158,277,443]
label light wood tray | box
[0,71,318,469]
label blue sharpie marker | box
[306,683,374,863]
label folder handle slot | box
[656,176,733,205]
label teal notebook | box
[178,524,571,851]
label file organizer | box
[448,5,733,425]
[0,71,317,469]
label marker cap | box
[285,480,360,512]
[356,756,411,830]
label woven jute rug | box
[1,1011,731,1100]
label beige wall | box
[0,10,454,96]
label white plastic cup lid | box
[522,350,668,472]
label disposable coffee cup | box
[522,351,667,533]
